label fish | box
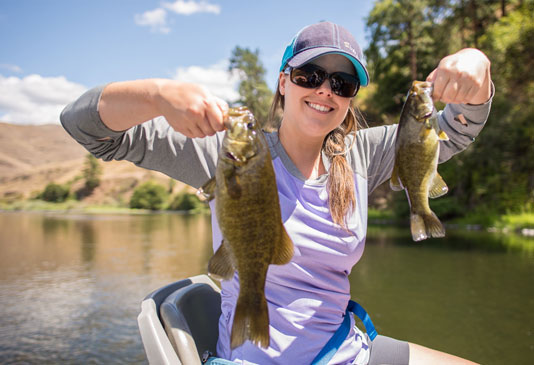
[390,81,450,242]
[199,107,293,349]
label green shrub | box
[83,154,102,191]
[168,192,206,212]
[129,181,169,210]
[41,183,70,202]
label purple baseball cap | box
[280,21,369,86]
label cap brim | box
[287,47,369,86]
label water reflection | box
[0,212,213,364]
[367,223,534,256]
[0,212,531,365]
[354,224,534,365]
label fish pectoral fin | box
[271,226,294,265]
[224,168,242,199]
[418,126,432,142]
[428,173,448,198]
[208,240,235,280]
[198,177,216,201]
[389,164,404,191]
[438,130,449,141]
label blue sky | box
[0,0,375,125]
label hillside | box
[0,121,192,205]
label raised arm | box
[99,79,228,137]
[61,80,229,188]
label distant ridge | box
[0,121,191,203]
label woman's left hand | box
[426,48,492,105]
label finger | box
[426,68,437,83]
[441,80,460,104]
[214,97,229,126]
[214,96,229,115]
[431,71,448,102]
[454,83,473,104]
[197,118,217,136]
[187,124,206,139]
[204,99,225,132]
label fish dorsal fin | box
[429,172,448,198]
[389,163,404,191]
[271,226,294,265]
[208,239,235,280]
[198,177,216,201]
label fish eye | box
[246,122,254,130]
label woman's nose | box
[315,78,333,97]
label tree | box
[41,183,70,203]
[83,153,102,191]
[459,1,534,211]
[228,46,273,128]
[366,1,446,109]
[168,192,207,212]
[130,181,169,210]
[364,0,533,218]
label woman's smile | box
[305,100,334,113]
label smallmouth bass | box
[390,81,449,241]
[199,107,293,349]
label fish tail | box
[231,293,270,349]
[410,211,445,241]
[424,211,446,238]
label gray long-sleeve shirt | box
[61,85,491,193]
[61,85,492,364]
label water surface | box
[0,212,531,364]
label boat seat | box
[138,275,221,365]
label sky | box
[0,0,375,125]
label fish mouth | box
[225,152,238,162]
[423,110,434,119]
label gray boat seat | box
[138,275,222,365]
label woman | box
[61,21,492,364]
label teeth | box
[307,102,331,112]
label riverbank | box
[2,199,532,233]
[368,208,534,235]
[0,199,205,215]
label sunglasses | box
[286,63,360,98]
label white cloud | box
[0,64,23,73]
[163,0,221,15]
[134,8,170,34]
[135,1,220,33]
[0,74,87,125]
[171,61,240,103]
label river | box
[0,211,532,364]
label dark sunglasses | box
[286,63,360,98]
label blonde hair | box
[268,82,366,230]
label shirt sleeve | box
[352,90,493,194]
[60,85,222,189]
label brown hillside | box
[0,122,87,177]
[0,122,192,203]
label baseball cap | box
[280,21,369,86]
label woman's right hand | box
[99,79,228,138]
[154,80,228,138]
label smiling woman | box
[60,18,493,365]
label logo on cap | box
[344,41,356,55]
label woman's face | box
[279,54,355,140]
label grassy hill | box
[0,121,194,207]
